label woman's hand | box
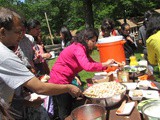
[102,59,125,68]
[67,84,82,98]
[75,76,82,86]
[102,59,115,67]
[114,61,126,67]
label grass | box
[48,47,160,87]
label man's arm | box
[23,77,82,97]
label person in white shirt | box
[0,7,82,106]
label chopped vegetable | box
[138,74,149,80]
[151,82,156,87]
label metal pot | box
[71,104,106,120]
[141,100,160,120]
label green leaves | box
[0,0,159,42]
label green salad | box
[124,66,146,73]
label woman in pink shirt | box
[49,28,116,120]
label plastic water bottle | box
[138,54,148,67]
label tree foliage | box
[0,0,159,42]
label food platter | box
[137,80,159,90]
[129,90,143,100]
[123,65,146,73]
[83,81,126,107]
[122,83,137,90]
[123,65,147,78]
[84,81,126,98]
[129,90,160,101]
[143,90,159,99]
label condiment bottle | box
[138,54,148,67]
[129,56,138,66]
[118,70,129,83]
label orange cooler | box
[96,36,126,63]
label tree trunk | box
[83,0,94,28]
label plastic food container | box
[137,81,149,90]
[129,90,143,101]
[118,71,129,83]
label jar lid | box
[97,36,124,44]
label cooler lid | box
[97,36,124,44]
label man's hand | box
[67,84,82,97]
[30,97,44,108]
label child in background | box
[34,33,52,75]
[119,23,137,64]
[100,18,119,38]
[60,26,82,87]
[60,26,73,49]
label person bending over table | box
[49,28,117,120]
[0,6,81,111]
[146,15,160,73]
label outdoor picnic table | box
[84,89,143,120]
[71,73,160,120]
[105,95,142,120]
[84,75,147,120]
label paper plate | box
[122,83,137,90]
[25,93,48,101]
[143,90,160,99]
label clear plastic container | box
[138,60,148,67]
[138,54,148,67]
[118,71,129,83]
